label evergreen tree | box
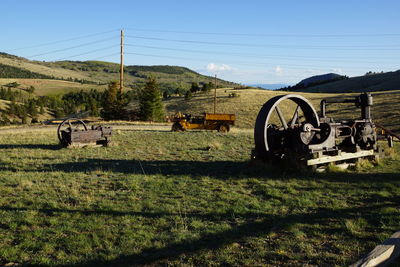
[190,82,200,93]
[25,99,38,117]
[202,82,213,92]
[185,90,192,100]
[101,81,127,120]
[88,98,99,116]
[27,86,35,94]
[39,104,45,114]
[163,91,169,99]
[7,100,17,116]
[139,77,165,121]
[21,113,28,124]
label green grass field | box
[0,127,399,266]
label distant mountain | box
[282,70,400,93]
[247,83,289,90]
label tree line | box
[0,77,166,125]
[0,76,223,125]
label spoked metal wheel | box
[57,118,88,145]
[254,94,320,159]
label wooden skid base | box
[307,150,375,166]
[67,142,107,148]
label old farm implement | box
[172,113,235,132]
[252,93,397,168]
[57,118,112,148]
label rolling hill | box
[297,73,347,87]
[0,52,238,95]
[284,70,400,93]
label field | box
[0,125,399,266]
[0,56,94,82]
[165,88,400,132]
[0,79,106,96]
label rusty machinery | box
[171,113,235,132]
[57,118,112,148]
[252,93,397,167]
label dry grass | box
[165,88,400,131]
[0,56,94,82]
[0,79,105,96]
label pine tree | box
[39,104,45,114]
[190,82,200,93]
[25,99,38,117]
[139,77,165,121]
[101,81,126,120]
[202,82,213,93]
[185,90,192,100]
[27,86,35,94]
[88,98,99,116]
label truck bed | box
[204,113,236,122]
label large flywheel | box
[254,94,320,159]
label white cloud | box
[331,68,343,74]
[197,64,312,84]
[274,66,283,75]
[206,63,232,72]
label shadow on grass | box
[0,144,60,150]
[13,201,398,267]
[0,205,264,221]
[1,157,399,182]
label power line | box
[89,53,120,61]
[6,29,120,52]
[126,27,400,38]
[27,36,118,58]
[124,43,400,64]
[125,35,400,50]
[53,45,118,61]
[124,51,376,71]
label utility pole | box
[119,29,124,94]
[214,74,217,114]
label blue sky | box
[1,0,400,84]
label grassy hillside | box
[0,63,54,79]
[0,78,105,96]
[164,88,400,133]
[0,53,93,83]
[0,53,238,94]
[286,70,400,93]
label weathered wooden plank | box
[351,231,400,267]
[307,150,374,166]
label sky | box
[1,0,400,85]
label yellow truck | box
[171,113,235,132]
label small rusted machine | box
[57,118,112,148]
[252,93,396,167]
[171,113,235,132]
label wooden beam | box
[307,150,374,166]
[351,231,400,267]
[120,29,124,94]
